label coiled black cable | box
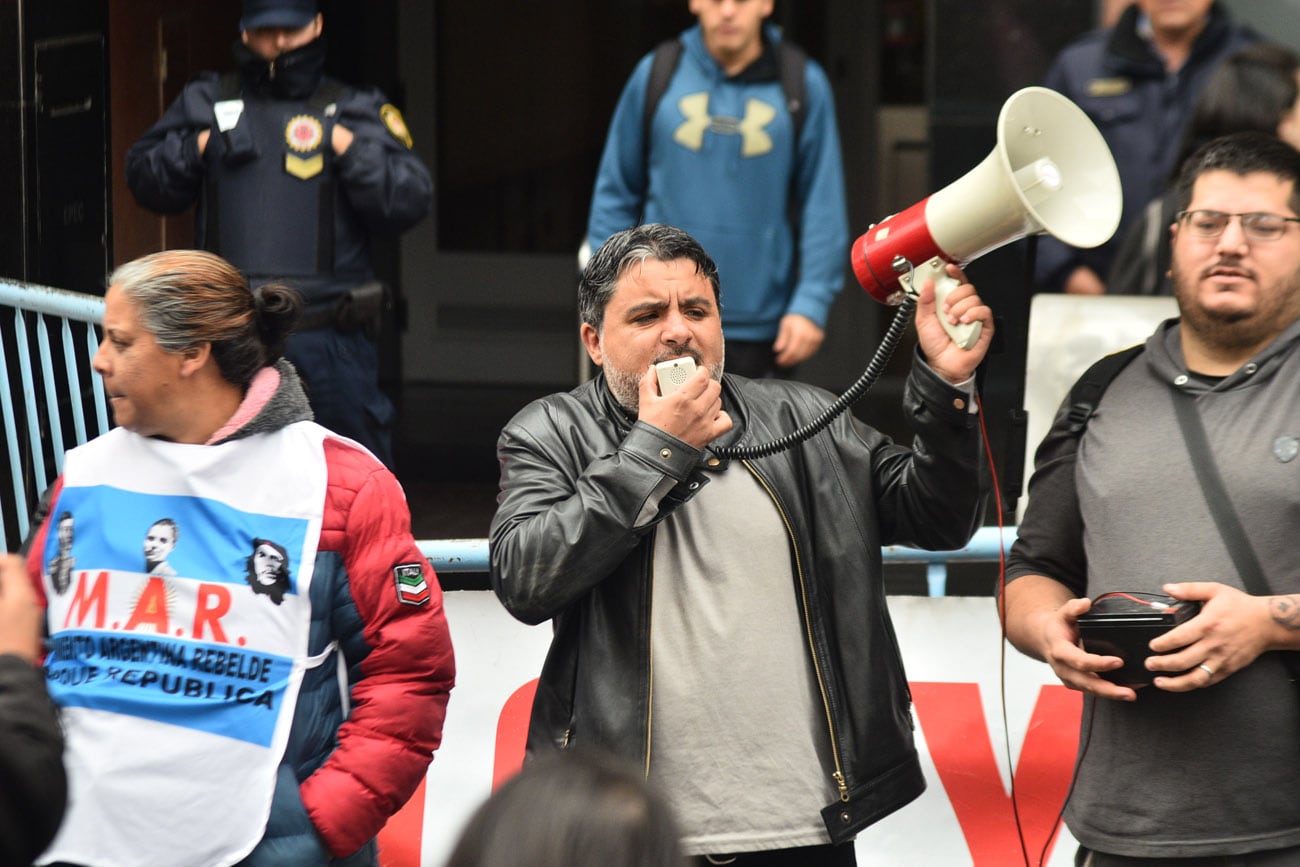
[713,294,917,460]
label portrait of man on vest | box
[46,511,76,595]
[245,537,292,605]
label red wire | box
[976,401,1033,865]
[980,402,1090,865]
[977,400,1009,626]
[1093,590,1167,608]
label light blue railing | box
[1,277,1015,592]
[417,526,1015,596]
[884,525,1015,595]
[0,279,108,547]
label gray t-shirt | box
[651,464,835,855]
[1009,322,1300,858]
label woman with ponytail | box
[23,249,454,867]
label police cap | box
[240,0,318,32]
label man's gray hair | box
[578,224,721,330]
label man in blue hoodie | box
[585,0,848,379]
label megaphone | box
[851,86,1122,348]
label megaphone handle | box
[903,257,981,350]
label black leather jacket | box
[0,655,66,865]
[489,357,985,843]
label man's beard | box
[601,345,725,415]
[1172,258,1300,355]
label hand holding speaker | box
[913,264,994,383]
[906,257,984,349]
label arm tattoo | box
[1270,595,1300,630]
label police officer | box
[126,0,432,468]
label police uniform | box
[126,37,431,468]
[1034,2,1256,292]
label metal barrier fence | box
[417,526,1016,597]
[0,278,1014,590]
[0,279,108,549]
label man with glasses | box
[1003,131,1300,864]
[1177,208,1300,241]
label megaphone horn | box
[851,86,1122,348]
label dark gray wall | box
[1223,0,1300,50]
[0,0,110,293]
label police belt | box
[296,281,387,332]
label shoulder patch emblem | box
[380,104,414,148]
[285,114,324,153]
[1086,77,1131,98]
[393,562,430,606]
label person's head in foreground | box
[443,749,686,867]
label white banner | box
[377,592,1081,867]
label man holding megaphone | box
[490,223,993,866]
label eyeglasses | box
[1176,209,1300,242]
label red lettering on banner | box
[479,678,1080,864]
[911,682,1081,866]
[63,571,110,630]
[373,680,538,867]
[192,583,231,643]
[377,777,426,867]
[493,679,538,791]
[124,577,171,633]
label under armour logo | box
[673,94,777,157]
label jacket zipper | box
[743,459,850,804]
[644,537,655,778]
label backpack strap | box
[775,39,807,146]
[204,72,246,253]
[774,38,808,237]
[1065,344,1145,436]
[642,39,685,162]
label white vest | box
[38,423,331,867]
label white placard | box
[377,592,1084,867]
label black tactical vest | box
[200,73,350,283]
